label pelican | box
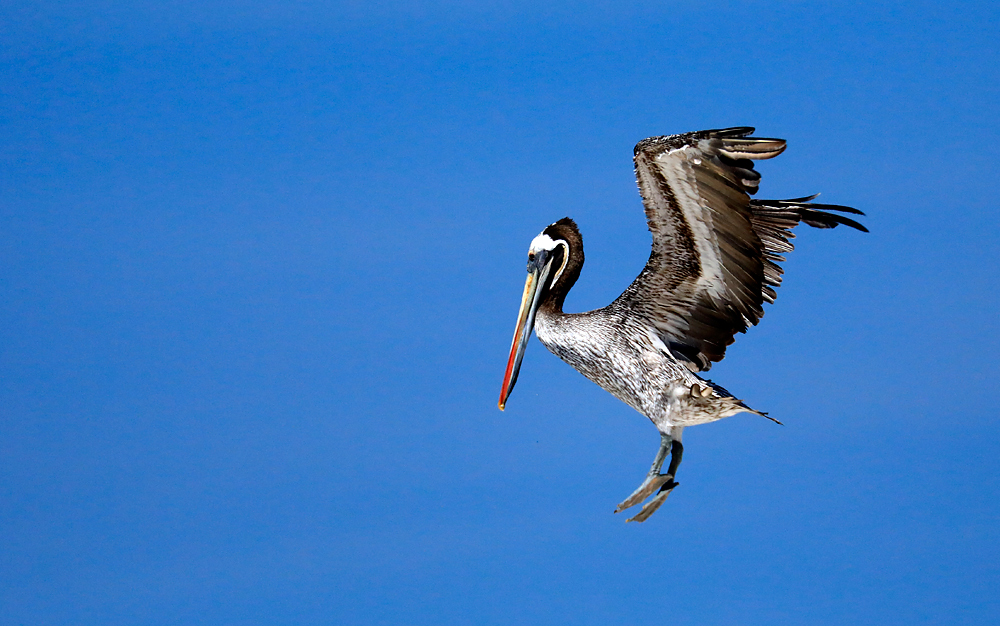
[499,127,866,522]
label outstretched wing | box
[614,127,866,372]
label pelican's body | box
[535,305,742,431]
[499,127,866,522]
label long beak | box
[498,262,549,410]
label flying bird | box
[498,127,866,522]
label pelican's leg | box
[614,431,679,518]
[625,439,685,521]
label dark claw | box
[658,479,678,493]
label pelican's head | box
[498,218,581,410]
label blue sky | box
[2,1,999,624]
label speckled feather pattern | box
[534,307,752,432]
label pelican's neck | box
[539,220,584,314]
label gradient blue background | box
[3,1,998,624]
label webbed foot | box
[626,480,679,522]
[614,473,676,514]
[614,432,684,523]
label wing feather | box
[613,128,866,371]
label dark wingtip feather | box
[832,215,869,232]
[784,194,820,203]
[711,126,756,137]
[761,196,865,216]
[803,202,866,216]
[800,210,869,232]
